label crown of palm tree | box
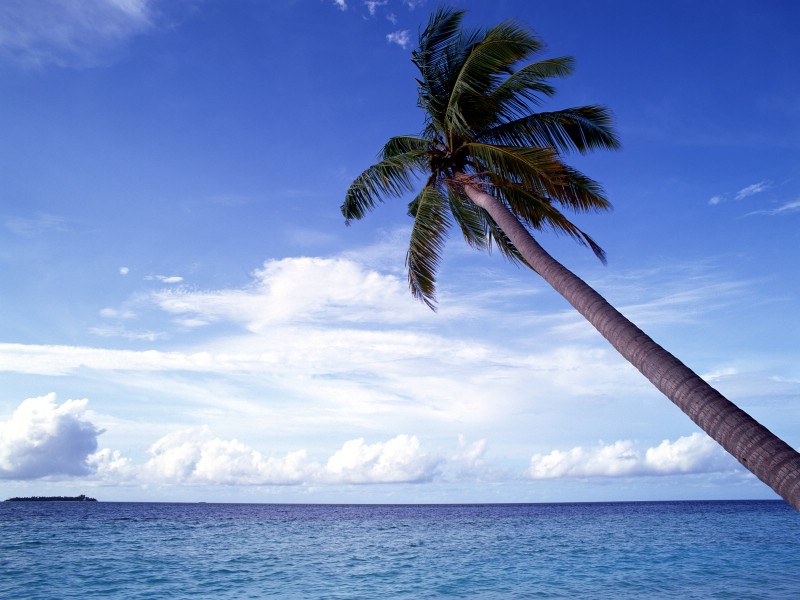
[342,6,620,308]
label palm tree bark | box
[460,178,800,510]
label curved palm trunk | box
[461,180,800,510]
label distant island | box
[5,494,97,502]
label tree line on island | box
[5,494,97,502]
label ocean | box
[1,500,797,598]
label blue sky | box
[0,0,798,503]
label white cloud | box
[142,427,313,485]
[95,430,443,487]
[364,0,387,16]
[529,433,737,479]
[119,267,130,275]
[324,435,439,483]
[701,367,737,382]
[386,30,410,49]
[0,0,154,69]
[88,325,165,341]
[333,0,347,10]
[708,181,770,206]
[454,435,488,465]
[88,448,136,481]
[146,275,184,284]
[0,392,748,492]
[152,256,427,330]
[735,181,769,200]
[0,393,102,479]
[748,199,800,217]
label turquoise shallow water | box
[1,500,797,598]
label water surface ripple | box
[1,501,797,598]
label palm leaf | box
[406,185,452,308]
[463,142,566,192]
[484,57,575,125]
[381,135,432,159]
[413,7,466,131]
[480,106,621,153]
[342,152,426,223]
[488,174,607,262]
[447,187,487,250]
[444,21,543,135]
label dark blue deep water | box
[1,501,797,598]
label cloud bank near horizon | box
[1,395,743,488]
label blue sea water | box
[1,500,797,598]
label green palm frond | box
[447,187,487,250]
[413,7,467,131]
[406,185,452,308]
[381,135,432,159]
[480,106,620,154]
[485,57,574,124]
[478,202,530,266]
[488,175,607,262]
[542,164,611,212]
[444,20,543,135]
[412,7,465,76]
[463,142,565,191]
[342,152,428,223]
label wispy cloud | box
[708,180,770,205]
[0,0,155,69]
[4,212,71,236]
[146,274,184,284]
[386,30,410,49]
[332,0,347,10]
[735,181,769,200]
[748,199,800,217]
[364,1,388,17]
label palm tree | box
[341,7,800,509]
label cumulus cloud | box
[97,430,442,487]
[88,448,136,481]
[0,393,102,479]
[324,435,439,483]
[386,30,410,49]
[333,0,347,10]
[529,433,736,479]
[142,427,312,485]
[119,267,130,275]
[0,0,154,69]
